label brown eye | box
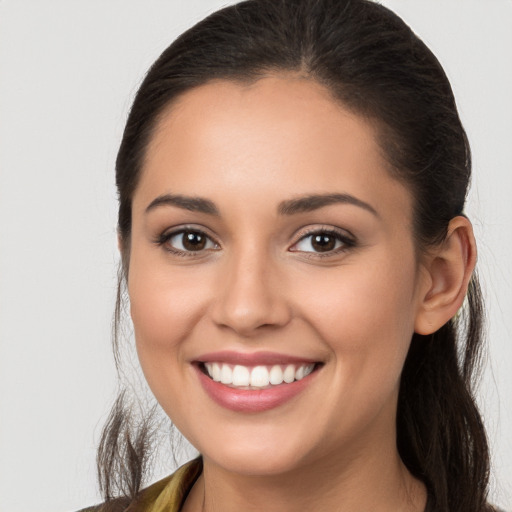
[161,229,218,254]
[290,229,355,255]
[311,233,336,252]
[182,231,207,251]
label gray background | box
[0,1,510,510]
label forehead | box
[135,76,412,223]
[147,76,379,177]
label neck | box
[183,432,427,512]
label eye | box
[157,228,219,255]
[290,228,355,255]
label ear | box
[414,216,477,335]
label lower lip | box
[195,365,318,413]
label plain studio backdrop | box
[0,1,511,511]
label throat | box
[182,454,427,512]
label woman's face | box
[128,76,430,476]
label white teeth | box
[203,362,317,388]
[269,365,283,385]
[303,364,314,377]
[212,362,221,382]
[232,365,250,386]
[295,364,315,380]
[283,364,295,383]
[250,366,270,387]
[220,364,232,384]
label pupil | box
[183,232,206,251]
[312,234,335,252]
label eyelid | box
[155,225,221,257]
[154,224,356,258]
[289,226,357,256]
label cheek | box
[295,254,418,388]
[128,252,208,342]
[127,251,213,394]
[303,254,415,324]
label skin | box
[126,75,476,511]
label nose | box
[211,247,292,337]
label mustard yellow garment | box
[143,458,202,512]
[80,458,202,512]
[80,457,509,512]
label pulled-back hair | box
[98,1,491,511]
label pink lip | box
[194,362,320,413]
[195,350,316,366]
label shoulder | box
[77,457,203,512]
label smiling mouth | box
[198,362,320,389]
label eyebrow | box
[145,194,220,215]
[145,192,378,217]
[277,193,379,217]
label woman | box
[85,0,501,510]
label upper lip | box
[194,350,319,366]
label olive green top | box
[80,458,202,512]
[81,457,507,512]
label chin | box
[205,448,307,477]
[194,426,319,477]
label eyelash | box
[291,227,356,259]
[155,226,356,258]
[155,227,219,257]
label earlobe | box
[414,216,477,335]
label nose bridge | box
[212,240,290,336]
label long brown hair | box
[98,1,491,510]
